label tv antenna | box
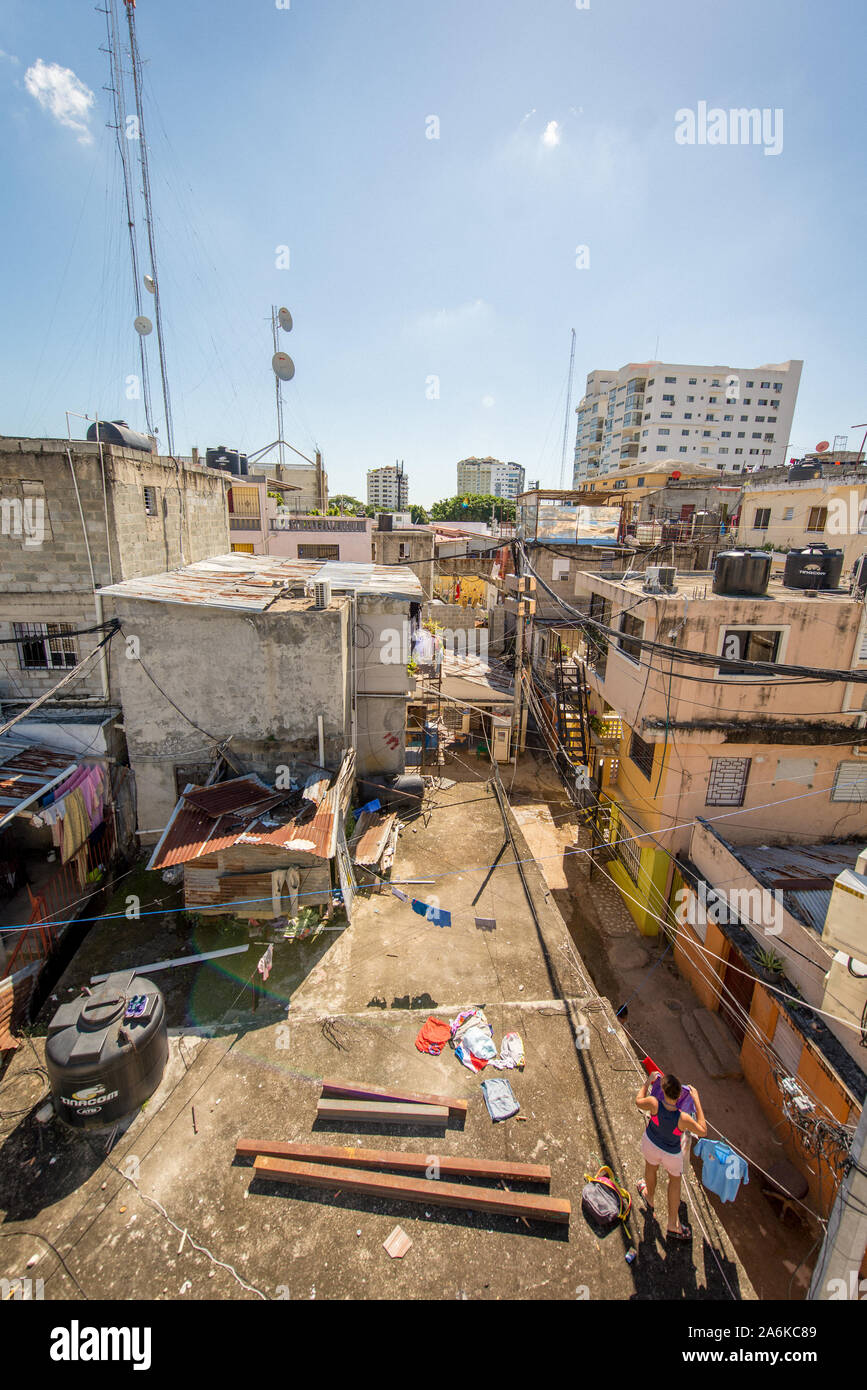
[270,305,294,467]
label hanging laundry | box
[411,899,452,928]
[474,917,496,932]
[60,789,90,863]
[481,1077,520,1123]
[650,1074,697,1120]
[391,887,408,903]
[490,1032,525,1070]
[414,1016,451,1056]
[693,1138,749,1203]
[257,944,273,982]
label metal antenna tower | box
[124,0,175,457]
[271,306,286,468]
[102,0,155,437]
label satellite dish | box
[277,306,293,333]
[143,274,155,294]
[272,352,295,382]
[815,440,830,453]
[134,316,153,336]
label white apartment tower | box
[367,463,409,509]
[572,359,803,483]
[456,457,525,499]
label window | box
[660,411,672,419]
[143,486,158,516]
[745,380,754,388]
[702,430,712,438]
[664,376,676,383]
[706,757,751,806]
[552,556,570,581]
[751,432,762,439]
[398,542,410,559]
[662,394,674,403]
[760,380,770,389]
[656,445,667,452]
[721,431,731,438]
[686,395,695,403]
[773,383,782,392]
[804,506,827,533]
[298,543,340,559]
[618,832,642,883]
[679,446,687,453]
[724,414,733,421]
[685,412,693,420]
[721,627,782,673]
[753,508,771,530]
[831,762,867,802]
[13,621,78,670]
[758,399,768,406]
[681,429,690,436]
[783,506,794,520]
[755,415,765,422]
[618,612,644,663]
[743,398,752,405]
[688,377,697,385]
[719,447,729,454]
[659,428,670,435]
[629,729,655,779]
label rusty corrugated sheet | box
[350,811,397,867]
[183,777,286,818]
[0,740,80,827]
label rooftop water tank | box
[45,974,168,1130]
[783,544,844,591]
[86,420,154,453]
[712,550,772,597]
[206,445,248,477]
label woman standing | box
[635,1071,707,1241]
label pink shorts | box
[641,1129,684,1177]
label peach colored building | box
[227,476,373,561]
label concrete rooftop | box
[0,782,754,1301]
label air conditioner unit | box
[312,578,332,609]
[643,564,676,594]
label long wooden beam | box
[253,1155,570,1224]
[236,1138,551,1184]
[321,1077,467,1117]
[317,1099,448,1126]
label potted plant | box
[754,947,785,984]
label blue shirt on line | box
[694,1138,749,1203]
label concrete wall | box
[104,594,352,836]
[371,528,435,596]
[737,477,867,574]
[355,594,412,779]
[0,439,229,703]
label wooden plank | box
[317,1099,448,1126]
[235,1138,551,1184]
[321,1076,467,1117]
[253,1155,571,1224]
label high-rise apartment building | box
[456,457,525,499]
[367,463,409,509]
[572,359,802,483]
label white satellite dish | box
[272,352,295,382]
[134,315,153,336]
[277,306,293,333]
[143,274,155,294]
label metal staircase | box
[553,636,592,768]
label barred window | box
[297,544,340,560]
[629,729,655,779]
[618,612,644,664]
[706,757,751,807]
[13,622,78,670]
[618,832,641,883]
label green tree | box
[410,504,429,524]
[327,494,366,515]
[429,493,516,523]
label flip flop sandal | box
[667,1224,692,1242]
[637,1180,654,1209]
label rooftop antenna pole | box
[124,0,174,457]
[558,327,577,490]
[103,0,154,437]
[271,306,286,468]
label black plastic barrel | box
[712,550,772,596]
[783,545,844,591]
[46,974,168,1130]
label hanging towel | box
[411,899,452,928]
[481,1077,520,1122]
[60,789,90,863]
[414,1016,451,1056]
[693,1138,749,1203]
[391,887,408,903]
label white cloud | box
[414,298,493,335]
[24,58,95,144]
[541,120,561,148]
[0,50,20,65]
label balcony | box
[229,516,261,531]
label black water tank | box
[46,974,168,1129]
[712,550,772,596]
[377,512,393,531]
[358,773,424,814]
[206,445,247,477]
[788,460,824,481]
[783,544,844,591]
[86,420,154,453]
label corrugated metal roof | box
[350,810,397,867]
[147,760,355,871]
[0,740,80,828]
[98,553,423,611]
[734,842,864,935]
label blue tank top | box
[646,1097,684,1155]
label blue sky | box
[1,0,865,505]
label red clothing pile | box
[414,1016,451,1056]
